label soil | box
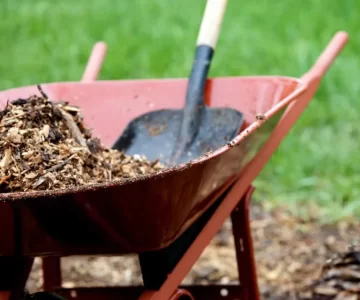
[25,202,360,300]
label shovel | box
[112,0,244,165]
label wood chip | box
[59,107,88,149]
[0,148,12,168]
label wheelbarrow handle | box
[81,41,107,82]
[302,31,348,85]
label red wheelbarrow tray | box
[0,32,348,258]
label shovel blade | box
[173,107,244,164]
[112,109,183,162]
[112,108,244,165]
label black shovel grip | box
[184,46,214,114]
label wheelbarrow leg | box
[231,186,260,300]
[138,184,235,291]
[0,257,34,300]
[42,257,62,291]
[139,184,260,300]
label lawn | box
[0,0,359,222]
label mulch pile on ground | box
[0,86,162,193]
[26,202,360,300]
[299,245,360,300]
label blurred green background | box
[0,0,359,221]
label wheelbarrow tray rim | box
[0,75,307,201]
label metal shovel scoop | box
[112,0,244,165]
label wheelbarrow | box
[0,31,348,300]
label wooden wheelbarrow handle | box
[302,31,348,85]
[238,30,349,197]
[258,31,349,174]
[81,41,107,82]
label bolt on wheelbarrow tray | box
[0,32,348,258]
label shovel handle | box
[196,0,228,49]
[187,0,228,101]
[81,41,107,82]
[302,31,348,84]
[186,0,229,107]
[171,0,229,164]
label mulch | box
[0,87,162,193]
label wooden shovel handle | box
[196,0,228,49]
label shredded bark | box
[0,87,163,193]
[299,245,360,300]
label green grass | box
[0,0,359,222]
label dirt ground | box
[26,202,360,300]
